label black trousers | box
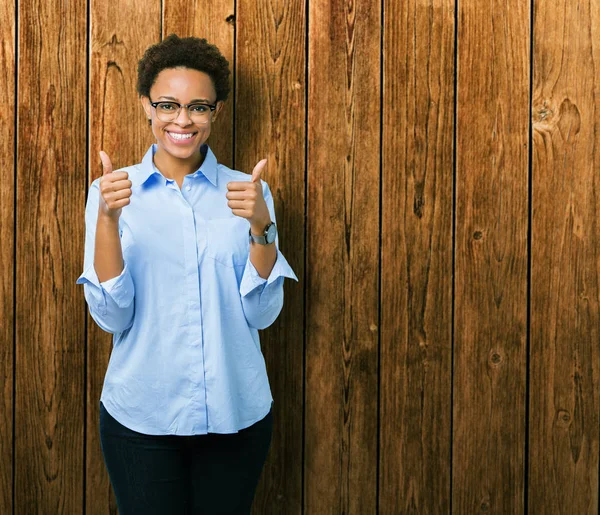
[99,401,273,515]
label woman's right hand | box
[98,151,132,220]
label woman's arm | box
[238,182,298,330]
[94,214,125,282]
[248,225,277,279]
[77,152,135,334]
[95,151,132,282]
[226,158,278,279]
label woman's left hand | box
[226,159,272,233]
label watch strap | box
[249,229,268,245]
[249,222,276,245]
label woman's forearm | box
[249,225,277,279]
[94,210,124,283]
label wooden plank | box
[16,0,87,511]
[0,0,15,511]
[529,0,600,512]
[87,3,160,513]
[379,0,455,511]
[453,0,530,512]
[234,1,305,512]
[163,0,235,167]
[305,0,380,512]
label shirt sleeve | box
[239,180,298,330]
[76,179,135,334]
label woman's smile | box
[165,129,199,145]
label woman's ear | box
[140,96,152,122]
[212,100,225,121]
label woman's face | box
[141,67,223,163]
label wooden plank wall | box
[380,0,454,511]
[305,0,379,513]
[16,0,87,512]
[529,0,600,512]
[2,0,599,513]
[0,0,15,513]
[453,0,530,512]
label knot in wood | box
[533,99,555,125]
[488,350,503,367]
[556,409,571,427]
[557,98,581,142]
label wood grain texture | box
[529,0,600,512]
[380,0,455,512]
[453,0,530,513]
[87,3,159,513]
[234,1,305,512]
[16,0,86,511]
[163,0,235,167]
[0,0,15,512]
[8,1,600,513]
[305,0,380,512]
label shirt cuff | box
[239,248,298,298]
[76,263,134,308]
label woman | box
[77,34,298,514]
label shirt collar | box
[191,144,218,186]
[134,144,218,187]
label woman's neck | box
[153,147,205,188]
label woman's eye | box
[158,103,177,111]
[190,104,209,113]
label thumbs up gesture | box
[98,151,132,220]
[226,159,271,232]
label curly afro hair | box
[136,34,231,102]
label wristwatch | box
[249,221,277,245]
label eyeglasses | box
[148,98,217,124]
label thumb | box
[99,151,113,176]
[251,158,267,183]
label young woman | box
[77,34,298,514]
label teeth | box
[169,132,195,140]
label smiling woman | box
[142,67,221,177]
[77,34,298,515]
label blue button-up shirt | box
[77,144,298,435]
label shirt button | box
[186,185,191,191]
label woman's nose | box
[175,106,193,125]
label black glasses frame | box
[148,98,217,115]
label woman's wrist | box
[250,219,272,236]
[97,208,120,227]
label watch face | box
[266,223,277,243]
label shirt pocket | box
[205,217,249,267]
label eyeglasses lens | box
[155,102,211,124]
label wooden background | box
[1,0,599,513]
